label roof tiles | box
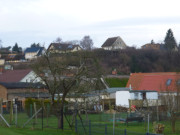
[126,72,180,92]
[0,69,32,82]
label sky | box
[0,0,180,49]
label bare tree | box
[31,51,103,129]
[160,75,180,133]
[54,37,62,43]
[65,40,80,45]
[80,36,94,50]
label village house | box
[126,72,180,107]
[101,36,127,50]
[126,72,180,93]
[47,43,82,53]
[0,82,49,101]
[0,69,42,83]
[141,43,164,50]
[24,47,45,60]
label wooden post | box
[9,101,13,124]
[156,100,159,121]
[33,102,37,123]
[0,98,3,114]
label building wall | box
[20,71,42,83]
[116,91,130,107]
[0,59,5,66]
[130,92,158,100]
[7,88,48,100]
[25,52,38,60]
[0,85,7,101]
[112,38,126,50]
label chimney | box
[129,84,132,90]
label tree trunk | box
[172,118,176,133]
[58,104,64,130]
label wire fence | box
[75,120,161,135]
[0,101,169,135]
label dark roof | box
[0,82,46,89]
[48,43,81,51]
[101,37,118,47]
[24,47,44,56]
[12,93,50,98]
[5,54,25,61]
[0,69,32,82]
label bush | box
[25,98,68,117]
[25,98,51,117]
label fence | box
[0,102,166,134]
[0,103,74,130]
[75,120,161,135]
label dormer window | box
[166,79,172,86]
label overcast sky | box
[0,0,180,49]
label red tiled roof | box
[126,72,180,92]
[0,69,32,82]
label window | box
[142,93,146,100]
[134,93,138,99]
[166,79,172,86]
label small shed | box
[116,90,158,107]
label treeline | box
[91,48,180,74]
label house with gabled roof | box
[101,36,127,50]
[24,47,45,60]
[126,72,180,93]
[47,43,82,53]
[0,69,41,83]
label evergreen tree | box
[12,43,20,52]
[164,29,177,50]
[31,43,41,47]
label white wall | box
[146,92,158,99]
[25,52,37,60]
[20,71,42,83]
[116,91,130,107]
[130,92,158,100]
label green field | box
[1,112,180,135]
[105,78,128,87]
[0,127,76,135]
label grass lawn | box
[105,78,128,87]
[1,112,180,135]
[0,126,76,135]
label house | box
[0,47,11,54]
[24,47,45,60]
[126,72,180,93]
[47,43,82,53]
[0,69,41,83]
[101,36,127,50]
[5,53,25,63]
[141,43,164,50]
[0,82,49,101]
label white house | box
[0,69,42,83]
[24,47,45,60]
[101,36,127,50]
[47,43,82,53]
